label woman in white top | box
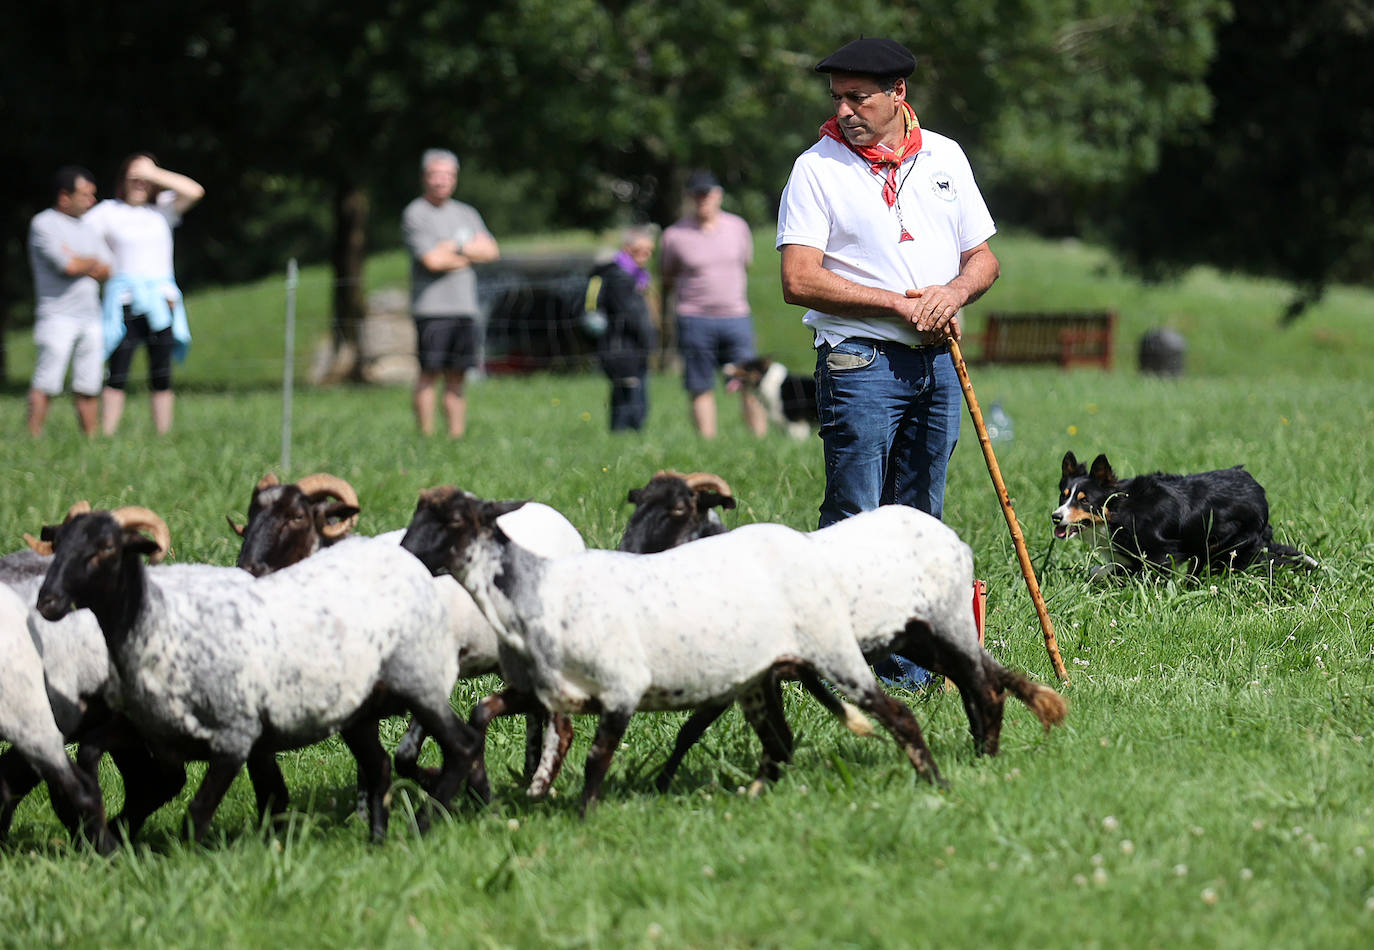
[85,153,203,435]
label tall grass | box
[1,232,1371,949]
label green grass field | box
[1,231,1371,949]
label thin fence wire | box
[5,262,647,447]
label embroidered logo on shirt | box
[930,172,957,201]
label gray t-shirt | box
[402,197,488,318]
[28,207,104,321]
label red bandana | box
[819,102,922,207]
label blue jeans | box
[815,337,961,691]
[815,338,961,527]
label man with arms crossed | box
[777,38,999,685]
[27,166,109,437]
[402,148,500,437]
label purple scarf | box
[614,249,651,291]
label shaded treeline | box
[3,1,1369,379]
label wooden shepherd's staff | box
[948,337,1069,683]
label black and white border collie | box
[725,357,818,440]
[1051,450,1317,578]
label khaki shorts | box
[31,313,104,396]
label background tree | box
[1102,0,1374,321]
[18,1,1368,382]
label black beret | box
[815,38,916,78]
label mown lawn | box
[1,231,1371,949]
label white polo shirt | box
[776,129,996,348]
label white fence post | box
[281,258,298,475]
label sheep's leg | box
[654,702,731,792]
[527,712,574,801]
[796,669,874,736]
[860,687,944,786]
[340,720,392,843]
[246,749,290,821]
[73,715,186,843]
[108,747,186,843]
[580,708,632,818]
[0,749,41,841]
[184,753,246,844]
[18,748,113,854]
[823,658,944,787]
[889,614,999,755]
[469,688,542,798]
[739,678,794,794]
[410,703,483,821]
[392,717,432,783]
[522,707,548,784]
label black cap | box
[685,170,720,194]
[815,38,916,78]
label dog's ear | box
[1061,451,1081,479]
[1089,454,1116,484]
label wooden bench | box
[978,310,1117,369]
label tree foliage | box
[1102,1,1374,318]
[4,0,1364,377]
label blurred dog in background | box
[725,357,818,440]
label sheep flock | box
[0,471,1065,851]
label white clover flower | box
[506,818,520,831]
[1201,888,1219,905]
[1174,864,1189,877]
[1120,840,1135,856]
[1240,868,1254,881]
[1102,815,1120,832]
[1093,867,1109,885]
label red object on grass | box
[972,579,987,645]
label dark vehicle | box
[476,251,606,374]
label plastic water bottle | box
[986,402,1014,442]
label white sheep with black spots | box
[402,489,1065,815]
[36,506,481,843]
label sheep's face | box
[402,487,483,578]
[234,483,359,577]
[35,513,161,621]
[402,487,524,580]
[618,475,736,554]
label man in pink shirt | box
[660,171,768,438]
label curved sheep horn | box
[65,500,93,520]
[652,468,686,481]
[226,515,246,537]
[111,506,172,565]
[295,473,360,540]
[254,472,281,495]
[681,472,733,498]
[22,533,52,556]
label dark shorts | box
[415,315,479,373]
[106,307,175,392]
[677,314,757,394]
